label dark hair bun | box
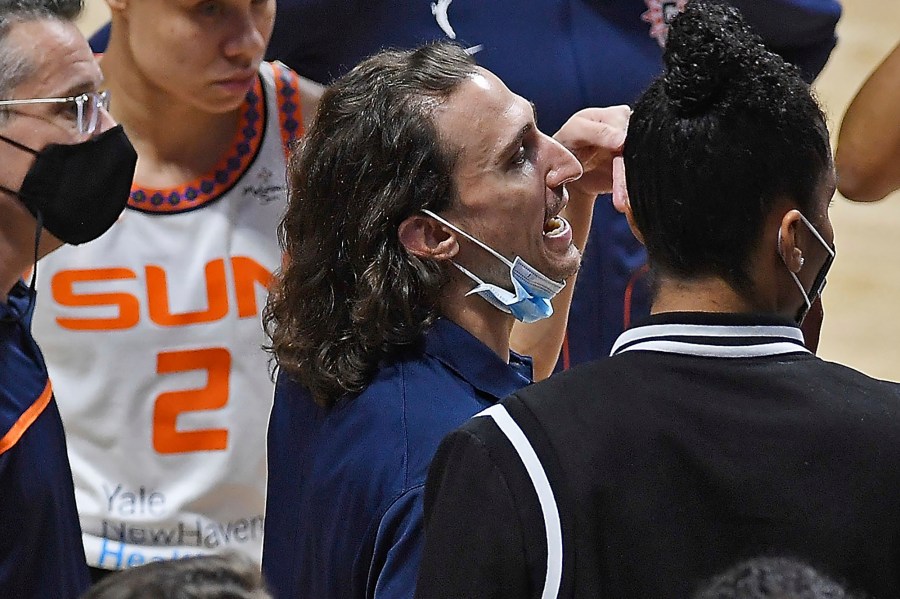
[663,1,778,116]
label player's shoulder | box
[259,61,300,85]
[257,61,305,146]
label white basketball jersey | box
[32,62,303,568]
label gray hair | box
[0,0,84,117]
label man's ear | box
[777,209,805,273]
[398,214,459,261]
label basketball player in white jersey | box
[31,0,321,578]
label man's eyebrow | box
[55,79,99,99]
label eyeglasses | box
[0,90,110,135]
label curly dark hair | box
[624,1,832,296]
[80,553,271,599]
[693,556,862,599]
[264,42,477,408]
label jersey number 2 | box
[153,348,230,454]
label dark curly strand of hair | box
[80,553,271,599]
[264,42,476,408]
[693,556,863,599]
[624,1,832,296]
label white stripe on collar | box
[611,323,809,358]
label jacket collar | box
[1,280,34,324]
[424,318,533,400]
[611,312,809,359]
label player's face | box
[113,0,275,113]
[432,68,584,287]
[0,19,113,253]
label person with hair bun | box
[415,4,900,599]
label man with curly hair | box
[262,42,628,598]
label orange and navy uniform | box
[32,61,303,569]
[0,281,90,597]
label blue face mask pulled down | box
[422,210,566,324]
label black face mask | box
[0,124,137,245]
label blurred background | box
[77,0,900,381]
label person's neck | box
[440,279,515,363]
[651,275,767,315]
[0,223,32,304]
[0,259,23,305]
[101,41,243,186]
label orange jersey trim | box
[128,76,267,214]
[0,380,53,456]
[270,61,305,159]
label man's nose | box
[545,137,583,189]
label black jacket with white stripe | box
[415,312,900,599]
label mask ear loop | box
[778,227,812,316]
[0,210,41,324]
[24,210,41,320]
[421,209,515,269]
[797,212,836,260]
[0,132,39,155]
[420,209,521,302]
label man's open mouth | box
[543,216,570,238]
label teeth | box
[543,216,567,237]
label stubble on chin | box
[548,245,583,283]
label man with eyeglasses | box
[0,0,136,596]
[0,89,110,137]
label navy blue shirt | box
[0,282,90,598]
[89,0,840,365]
[263,318,532,598]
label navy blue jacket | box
[0,282,90,598]
[262,318,532,598]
